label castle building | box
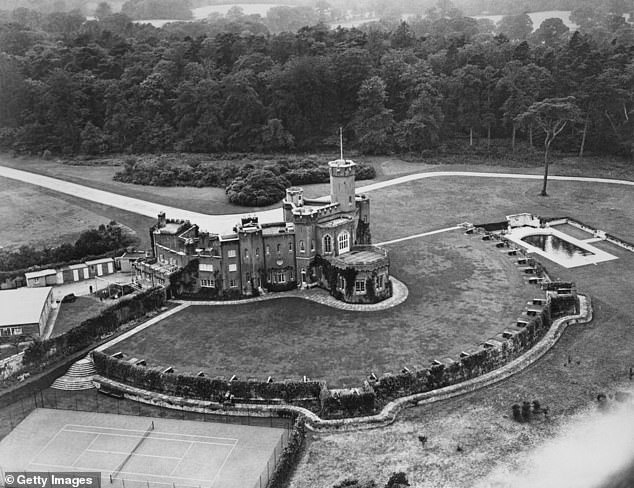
[135,158,391,303]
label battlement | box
[328,159,356,177]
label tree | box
[260,118,294,151]
[94,2,113,20]
[385,472,410,488]
[531,18,570,47]
[515,97,581,196]
[496,14,533,41]
[351,76,395,154]
[496,62,553,151]
[225,169,290,206]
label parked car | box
[61,293,76,303]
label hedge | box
[266,416,306,488]
[92,351,325,404]
[22,287,167,368]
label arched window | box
[323,235,332,253]
[338,231,350,253]
[244,248,249,259]
[277,243,281,254]
[299,240,305,252]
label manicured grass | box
[288,232,634,487]
[369,177,634,243]
[107,231,536,387]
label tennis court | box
[0,409,287,488]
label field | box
[0,177,111,251]
[106,230,536,387]
[0,408,286,488]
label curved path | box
[1,164,633,235]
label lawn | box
[288,226,634,487]
[106,231,536,387]
[368,177,634,243]
[52,296,110,337]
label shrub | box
[512,403,522,422]
[226,169,290,206]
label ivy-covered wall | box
[92,350,324,411]
[21,287,167,370]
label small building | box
[25,269,57,288]
[0,275,26,290]
[0,287,53,341]
[61,263,90,283]
[85,258,115,277]
[116,250,148,273]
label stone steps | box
[51,356,96,391]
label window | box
[289,270,294,281]
[288,241,293,252]
[266,245,270,255]
[244,248,249,259]
[338,231,350,253]
[228,249,236,258]
[324,235,332,253]
[355,280,366,293]
[11,327,22,336]
[349,196,352,203]
[229,264,237,272]
[1,328,9,337]
[229,279,237,288]
[246,272,251,281]
[275,271,286,283]
[256,247,260,257]
[200,279,215,288]
[338,275,345,290]
[300,240,305,253]
[276,243,281,254]
[311,240,315,252]
[377,274,384,289]
[200,263,213,272]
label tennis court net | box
[110,421,154,483]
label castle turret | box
[328,159,356,213]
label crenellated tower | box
[328,158,356,213]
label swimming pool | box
[504,226,618,268]
[522,234,595,260]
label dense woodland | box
[0,1,633,159]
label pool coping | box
[505,226,618,268]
